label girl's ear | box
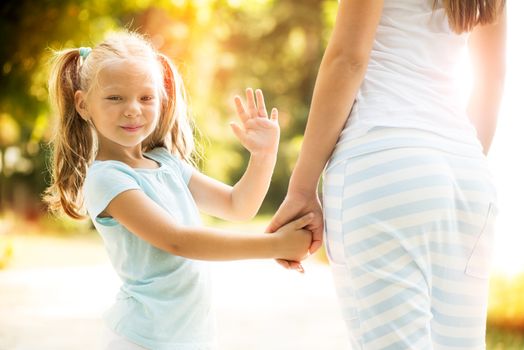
[74,90,89,121]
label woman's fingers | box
[309,239,323,255]
[266,201,297,233]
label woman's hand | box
[267,191,324,270]
[230,88,280,157]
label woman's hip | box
[322,145,497,266]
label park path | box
[0,235,348,350]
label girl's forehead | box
[97,59,160,89]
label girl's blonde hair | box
[44,31,195,219]
[437,0,506,33]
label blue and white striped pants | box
[323,128,497,349]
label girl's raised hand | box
[230,88,280,156]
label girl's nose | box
[123,100,141,117]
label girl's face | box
[76,59,161,158]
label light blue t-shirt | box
[83,147,216,350]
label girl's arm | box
[467,7,506,155]
[268,0,384,255]
[104,189,312,261]
[189,88,279,221]
[188,153,276,221]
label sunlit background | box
[0,0,523,349]
[453,1,524,279]
[490,1,524,275]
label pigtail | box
[43,49,95,219]
[150,54,197,164]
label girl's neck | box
[96,147,159,169]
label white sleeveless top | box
[333,0,483,160]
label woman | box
[268,0,506,348]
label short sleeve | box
[172,156,193,184]
[83,162,141,221]
[147,147,194,184]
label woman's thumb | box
[266,207,291,233]
[266,216,281,233]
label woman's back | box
[342,0,481,148]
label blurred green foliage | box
[488,273,524,329]
[0,0,338,217]
[486,327,524,350]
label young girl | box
[44,31,312,350]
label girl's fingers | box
[237,88,275,122]
[234,96,249,123]
[229,122,245,142]
[270,107,278,121]
[255,89,268,118]
[245,88,257,118]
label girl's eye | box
[142,96,155,101]
[106,96,122,101]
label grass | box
[486,326,524,349]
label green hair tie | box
[79,47,92,60]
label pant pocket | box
[465,203,497,279]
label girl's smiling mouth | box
[121,125,144,132]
